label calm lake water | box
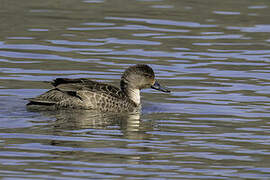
[1,0,270,179]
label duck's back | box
[27,78,138,112]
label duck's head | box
[120,64,170,93]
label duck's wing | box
[26,88,77,106]
[27,78,126,107]
[54,78,126,99]
[51,78,96,87]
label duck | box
[26,64,170,112]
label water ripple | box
[0,0,270,179]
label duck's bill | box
[151,81,170,93]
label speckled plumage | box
[26,64,170,112]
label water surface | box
[1,0,270,179]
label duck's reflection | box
[30,109,156,166]
[37,109,153,138]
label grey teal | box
[26,64,170,112]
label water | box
[1,0,270,179]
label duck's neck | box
[121,80,141,106]
[127,88,140,105]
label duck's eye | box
[143,74,152,78]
